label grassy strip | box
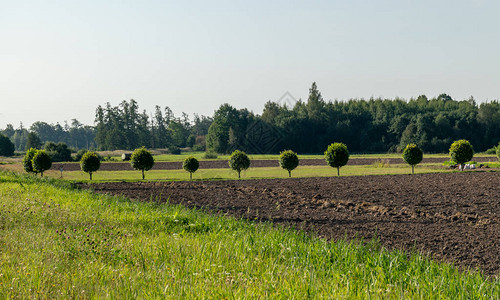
[0,171,499,298]
[101,152,497,162]
[44,164,452,182]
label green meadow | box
[0,171,499,298]
[96,151,496,162]
[56,164,448,182]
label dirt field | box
[54,156,495,171]
[81,171,500,276]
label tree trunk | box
[288,170,291,177]
[337,167,340,177]
[238,170,241,179]
[190,172,192,180]
[142,169,145,180]
[412,165,414,174]
[90,172,92,180]
[40,171,44,177]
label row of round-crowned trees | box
[23,148,52,177]
[23,139,477,180]
[78,146,156,180]
[402,139,475,173]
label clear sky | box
[1,0,499,129]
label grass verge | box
[0,170,499,298]
[47,164,450,182]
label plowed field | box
[81,171,500,276]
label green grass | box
[50,164,452,182]
[96,152,498,162]
[0,170,499,298]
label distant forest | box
[2,82,500,154]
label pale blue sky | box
[1,0,499,128]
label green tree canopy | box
[279,150,299,177]
[449,140,474,170]
[228,150,250,179]
[25,132,42,150]
[0,134,15,156]
[23,148,38,174]
[325,143,349,176]
[183,156,200,180]
[130,147,155,179]
[32,150,52,177]
[44,142,72,162]
[80,151,101,180]
[496,144,500,162]
[402,144,423,174]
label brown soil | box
[80,171,500,276]
[54,156,496,171]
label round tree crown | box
[324,143,349,168]
[228,150,250,172]
[183,156,200,173]
[279,150,299,171]
[130,147,155,171]
[402,144,423,166]
[23,148,38,173]
[80,151,101,173]
[32,150,52,173]
[449,140,474,165]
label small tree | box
[183,156,199,180]
[32,150,52,177]
[130,147,155,179]
[23,148,38,174]
[80,151,101,180]
[402,144,423,174]
[279,150,299,177]
[449,139,474,171]
[325,142,349,176]
[0,134,15,156]
[228,150,250,179]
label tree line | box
[2,83,500,155]
[207,83,500,154]
[1,120,95,151]
[94,100,212,151]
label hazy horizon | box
[2,0,499,129]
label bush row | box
[22,139,479,180]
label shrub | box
[32,150,52,177]
[497,146,500,162]
[23,148,38,174]
[372,159,391,168]
[168,146,181,155]
[130,147,155,180]
[44,142,72,162]
[485,146,497,155]
[279,150,299,177]
[325,142,349,176]
[203,151,218,159]
[80,151,101,180]
[0,134,15,156]
[228,150,250,179]
[449,140,474,170]
[192,144,205,152]
[183,156,200,180]
[402,144,423,174]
